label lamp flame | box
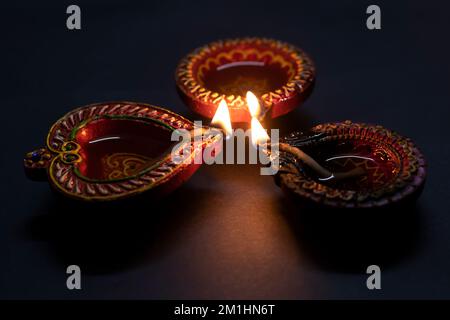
[246,91,261,118]
[246,91,269,146]
[211,98,233,137]
[251,117,270,146]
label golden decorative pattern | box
[176,38,315,113]
[103,153,151,180]
[276,121,427,208]
[24,102,221,202]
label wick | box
[185,126,224,142]
[276,142,365,181]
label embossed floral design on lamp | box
[273,121,427,209]
[24,102,222,202]
[176,38,315,123]
[24,38,427,208]
[223,92,427,209]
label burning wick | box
[207,92,363,181]
[211,99,233,139]
[184,98,231,142]
[274,143,364,181]
[245,91,364,181]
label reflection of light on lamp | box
[89,136,120,144]
[76,127,90,144]
[79,128,88,137]
[217,61,265,71]
[246,91,269,146]
[211,99,232,138]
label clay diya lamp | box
[175,38,315,123]
[273,121,426,209]
[24,102,222,202]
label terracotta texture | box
[176,38,315,122]
[275,121,427,209]
[24,102,220,202]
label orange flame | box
[251,117,269,146]
[246,91,260,118]
[246,91,269,146]
[211,99,232,137]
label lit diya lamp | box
[22,95,325,203]
[273,122,427,209]
[24,102,223,201]
[238,93,427,209]
[175,38,315,123]
[206,92,367,185]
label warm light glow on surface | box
[246,91,261,118]
[211,99,233,137]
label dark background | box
[1,0,450,299]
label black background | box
[1,0,450,299]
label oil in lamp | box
[240,92,427,209]
[273,121,427,209]
[24,102,223,201]
[23,37,427,209]
[175,38,315,123]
